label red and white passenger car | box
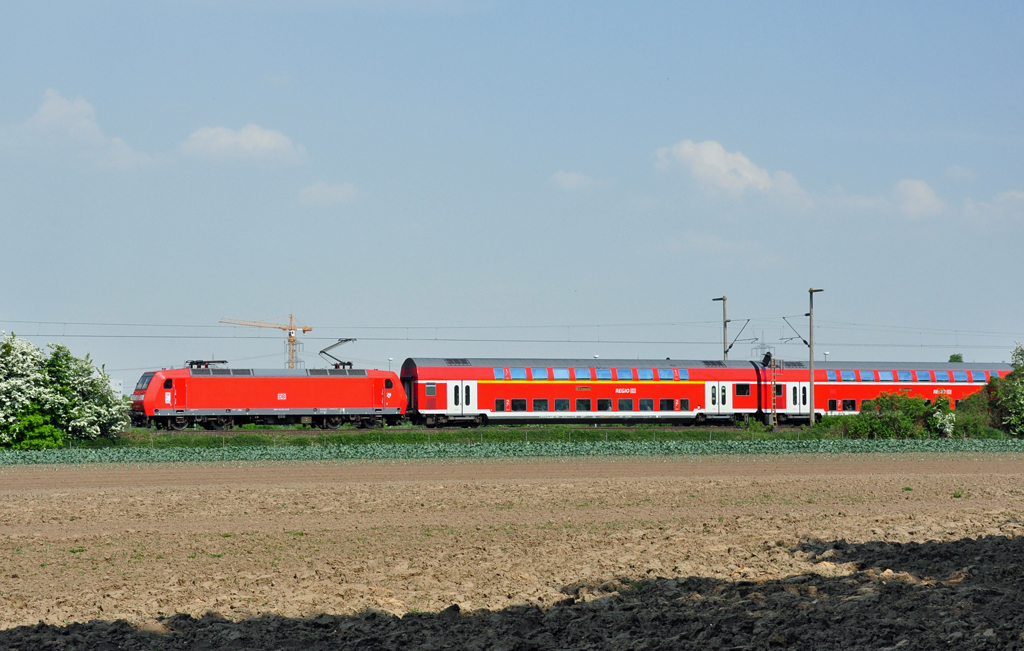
[400,357,1010,427]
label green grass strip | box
[1,438,1023,466]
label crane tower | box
[219,314,312,369]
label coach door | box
[787,382,809,416]
[450,381,478,416]
[705,381,730,416]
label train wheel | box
[323,416,342,430]
[168,417,190,431]
[210,417,233,430]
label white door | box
[704,382,730,415]
[450,381,478,416]
[787,382,809,416]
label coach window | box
[792,386,797,404]
[575,399,592,411]
[990,371,1001,380]
[494,399,505,412]
[453,385,460,406]
[493,368,505,380]
[510,399,527,412]
[385,379,393,389]
[616,368,634,381]
[555,399,570,411]
[163,378,173,389]
[774,384,784,396]
[897,371,913,382]
[953,371,969,382]
[828,399,837,411]
[842,399,856,411]
[659,398,674,411]
[802,386,807,405]
[711,386,717,405]
[735,383,751,396]
[826,370,837,381]
[678,369,690,380]
[510,368,527,380]
[925,399,933,406]
[934,371,950,382]
[680,399,690,411]
[574,368,591,381]
[971,371,986,382]
[553,368,570,380]
[637,369,654,381]
[618,398,633,411]
[596,368,612,380]
[878,371,894,382]
[532,368,549,380]
[597,399,613,411]
[860,371,874,381]
[533,399,549,412]
[425,383,436,397]
[840,370,856,382]
[916,371,931,382]
[657,368,673,380]
[639,399,654,411]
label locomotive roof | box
[185,368,371,377]
[401,357,1011,371]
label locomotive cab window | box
[735,383,751,396]
[135,373,155,391]
[163,378,173,389]
[385,379,393,389]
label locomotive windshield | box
[135,372,155,392]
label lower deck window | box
[618,398,633,411]
[680,399,690,411]
[639,399,654,411]
[659,398,674,411]
[828,399,837,411]
[533,399,549,412]
[735,383,751,396]
[494,399,505,412]
[425,382,436,397]
[575,399,591,411]
[511,399,527,412]
[597,399,613,411]
[555,399,570,411]
[842,399,856,411]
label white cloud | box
[550,171,591,190]
[299,182,357,206]
[963,190,1024,222]
[894,179,944,218]
[180,124,305,162]
[945,165,975,181]
[24,89,149,168]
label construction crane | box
[219,314,312,369]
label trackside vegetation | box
[0,333,129,449]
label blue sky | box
[2,1,1022,384]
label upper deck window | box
[657,368,673,380]
[531,368,549,380]
[574,368,591,381]
[953,370,969,382]
[509,368,527,380]
[990,371,1001,380]
[493,367,504,380]
[678,369,689,380]
[637,368,654,381]
[897,371,913,382]
[616,368,633,380]
[826,370,837,381]
[595,368,612,380]
[859,370,874,381]
[934,371,950,382]
[841,370,856,382]
[971,371,986,382]
[916,371,931,381]
[878,371,894,382]
[552,368,570,380]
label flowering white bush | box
[929,411,957,438]
[0,333,129,446]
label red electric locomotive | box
[400,357,1010,427]
[131,365,405,430]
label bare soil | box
[1,454,1023,649]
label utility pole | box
[712,296,729,360]
[807,288,824,425]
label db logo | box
[277,393,287,400]
[386,392,392,398]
